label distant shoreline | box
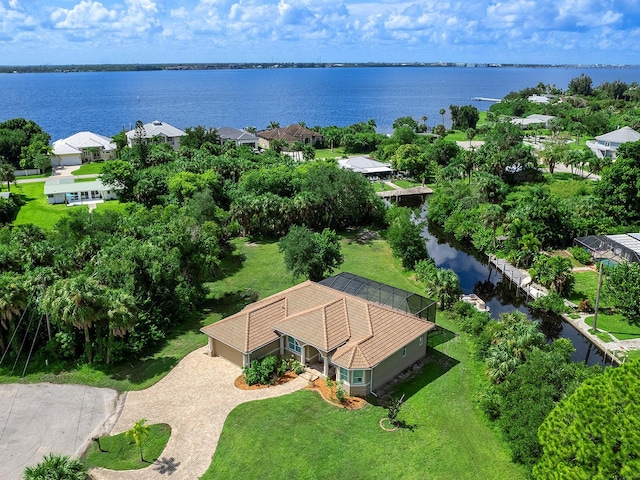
[1,62,640,74]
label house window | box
[402,346,407,357]
[352,370,364,385]
[287,336,301,354]
[419,336,424,346]
[339,367,348,383]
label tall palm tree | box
[23,453,89,480]
[480,204,504,251]
[422,267,462,310]
[0,272,27,357]
[104,288,137,364]
[42,275,104,363]
[0,161,15,192]
[439,108,446,126]
[267,121,280,130]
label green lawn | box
[391,179,422,189]
[14,171,51,180]
[546,175,593,198]
[203,313,526,480]
[13,182,77,229]
[585,313,640,340]
[73,162,108,175]
[568,271,603,306]
[315,148,347,159]
[84,423,171,469]
[372,181,395,192]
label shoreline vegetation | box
[2,62,640,74]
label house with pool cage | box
[574,233,640,266]
[201,273,437,397]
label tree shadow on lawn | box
[428,326,457,348]
[378,348,460,405]
[108,356,179,385]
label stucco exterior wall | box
[372,335,427,390]
[249,340,280,362]
[211,339,243,366]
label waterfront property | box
[51,131,117,167]
[44,178,118,205]
[574,233,640,265]
[338,156,394,178]
[125,120,186,150]
[201,277,436,397]
[511,114,556,128]
[586,126,640,159]
[218,127,259,149]
[256,124,324,149]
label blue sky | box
[2,0,640,65]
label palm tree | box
[23,453,89,480]
[466,128,476,147]
[267,121,280,130]
[439,108,446,126]
[0,161,15,192]
[0,272,27,357]
[480,204,504,251]
[42,275,104,363]
[422,267,462,310]
[126,418,150,462]
[104,288,137,365]
[245,126,257,134]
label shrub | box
[568,246,592,265]
[242,355,284,385]
[335,381,346,404]
[385,206,429,269]
[530,292,570,315]
[287,357,304,375]
[578,298,594,313]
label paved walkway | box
[90,347,307,480]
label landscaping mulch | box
[234,371,299,390]
[306,378,367,410]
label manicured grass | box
[14,171,51,180]
[204,313,526,480]
[13,182,78,229]
[585,314,640,340]
[73,162,108,175]
[372,181,395,192]
[94,201,131,214]
[84,423,171,469]
[568,271,603,306]
[391,179,422,189]
[315,148,347,159]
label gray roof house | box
[126,120,186,151]
[218,127,259,148]
[586,126,640,159]
[338,156,394,177]
[511,114,556,128]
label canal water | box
[417,205,606,366]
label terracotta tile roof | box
[256,124,324,143]
[200,280,436,365]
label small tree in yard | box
[387,394,405,426]
[279,226,343,281]
[126,418,150,462]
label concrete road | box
[0,383,120,480]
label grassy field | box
[392,179,422,189]
[546,173,594,198]
[84,423,171,469]
[203,313,526,480]
[13,181,76,229]
[585,313,640,340]
[315,147,347,159]
[372,181,395,192]
[73,162,109,175]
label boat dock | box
[473,97,501,102]
[487,254,547,300]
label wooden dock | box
[377,185,433,199]
[487,254,547,300]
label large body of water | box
[3,65,627,365]
[1,66,639,141]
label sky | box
[2,0,640,66]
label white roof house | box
[44,178,118,206]
[338,156,394,177]
[126,120,186,151]
[51,131,117,167]
[511,114,556,128]
[587,126,640,159]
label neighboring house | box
[574,233,640,265]
[338,156,394,178]
[527,94,554,104]
[511,114,556,128]
[256,124,324,149]
[218,127,259,149]
[126,120,186,151]
[44,178,118,205]
[586,126,640,159]
[201,277,436,397]
[51,131,117,167]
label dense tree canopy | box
[0,118,51,168]
[278,226,343,281]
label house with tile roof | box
[586,126,640,159]
[126,120,186,151]
[201,279,436,396]
[256,124,324,150]
[51,131,117,167]
[218,127,259,149]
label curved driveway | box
[91,346,307,480]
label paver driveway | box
[91,346,307,480]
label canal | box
[417,204,607,366]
